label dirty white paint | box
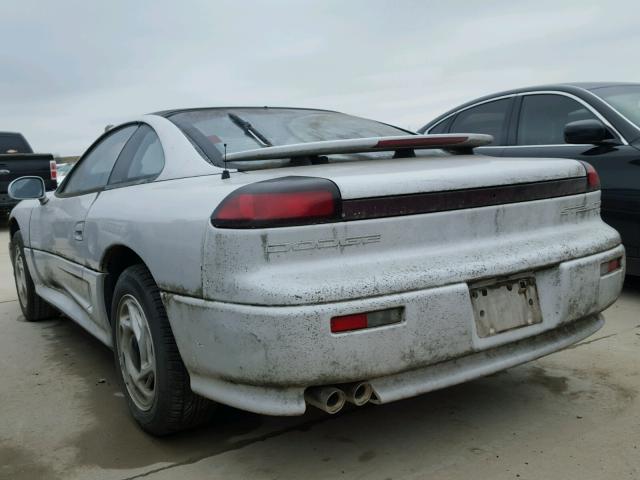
[9,112,625,416]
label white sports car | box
[8,107,624,435]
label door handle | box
[73,221,85,241]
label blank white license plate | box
[470,276,542,338]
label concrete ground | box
[1,226,639,480]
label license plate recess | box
[470,276,542,338]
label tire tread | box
[113,264,215,435]
[11,231,57,321]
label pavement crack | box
[566,332,617,350]
[118,412,350,480]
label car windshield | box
[592,85,640,128]
[166,108,410,167]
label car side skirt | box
[24,248,112,346]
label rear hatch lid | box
[202,144,603,305]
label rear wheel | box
[111,264,215,435]
[11,231,57,321]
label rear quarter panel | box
[84,175,231,296]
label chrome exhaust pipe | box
[304,386,346,414]
[342,382,373,406]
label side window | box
[63,125,138,195]
[428,116,453,134]
[449,99,510,145]
[109,125,165,186]
[517,94,598,145]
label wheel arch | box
[9,217,20,238]
[101,244,154,323]
[8,217,22,263]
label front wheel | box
[111,264,215,435]
[11,231,57,321]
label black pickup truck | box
[0,132,57,213]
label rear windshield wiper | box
[228,113,273,147]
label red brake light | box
[581,161,600,191]
[375,136,469,149]
[212,176,341,228]
[49,160,57,181]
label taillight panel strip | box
[341,176,590,221]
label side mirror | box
[8,177,48,205]
[564,119,615,145]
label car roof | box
[419,82,640,133]
[152,106,340,117]
[443,82,640,108]
[560,81,640,90]
[487,81,640,96]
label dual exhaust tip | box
[304,382,373,414]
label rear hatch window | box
[167,108,413,168]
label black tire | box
[11,231,57,321]
[111,264,215,435]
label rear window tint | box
[0,133,32,154]
[427,117,452,134]
[517,95,597,145]
[449,99,510,145]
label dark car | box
[0,132,57,214]
[419,82,640,276]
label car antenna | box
[221,143,230,179]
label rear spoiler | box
[225,134,493,162]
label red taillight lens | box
[212,176,341,228]
[216,191,334,220]
[580,161,600,191]
[330,308,403,333]
[49,160,57,181]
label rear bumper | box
[162,245,624,416]
[184,314,603,415]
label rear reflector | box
[49,160,57,181]
[331,308,403,333]
[212,176,340,228]
[601,257,622,276]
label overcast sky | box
[1,0,638,155]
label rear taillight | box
[330,308,403,333]
[212,176,341,228]
[49,160,57,181]
[580,161,600,191]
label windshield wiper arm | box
[228,113,273,147]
